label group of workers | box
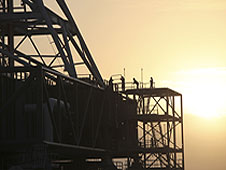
[109,76,154,91]
[133,77,154,89]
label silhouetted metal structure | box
[124,88,184,170]
[0,1,184,170]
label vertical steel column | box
[181,95,185,169]
[142,95,146,168]
[173,96,177,168]
[166,96,170,168]
[7,0,14,67]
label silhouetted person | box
[120,76,125,91]
[150,77,154,88]
[109,77,113,91]
[133,78,139,89]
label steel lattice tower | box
[0,0,104,87]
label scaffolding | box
[123,88,184,170]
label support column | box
[166,96,170,168]
[173,96,177,168]
[7,0,14,67]
[181,95,185,169]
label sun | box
[176,68,226,119]
[185,82,225,119]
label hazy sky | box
[44,1,226,170]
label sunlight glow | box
[170,68,226,119]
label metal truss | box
[0,66,105,146]
[0,1,185,170]
[0,66,116,169]
[0,66,138,169]
[124,88,185,170]
[0,0,104,87]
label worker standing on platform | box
[121,76,125,91]
[109,77,113,91]
[150,77,154,88]
[133,78,139,89]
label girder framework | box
[0,1,185,170]
[0,66,105,147]
[124,88,185,170]
[0,66,137,170]
[0,0,104,87]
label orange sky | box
[43,1,226,169]
[62,0,226,79]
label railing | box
[106,80,156,92]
